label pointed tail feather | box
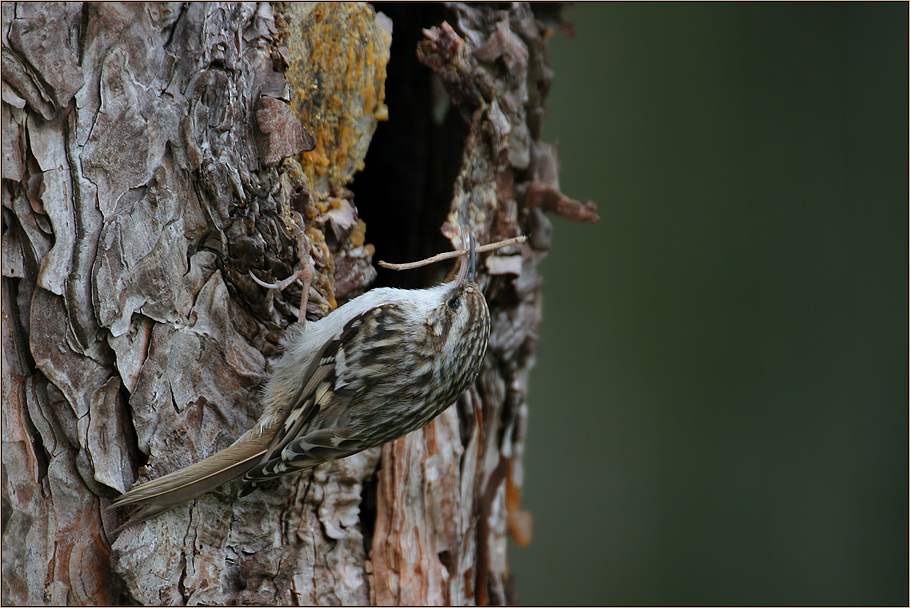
[111,431,272,529]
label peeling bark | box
[2,2,593,605]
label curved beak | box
[467,233,477,282]
[455,232,477,287]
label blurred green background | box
[509,3,908,605]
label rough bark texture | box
[1,2,594,605]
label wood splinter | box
[378,235,527,271]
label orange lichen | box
[284,2,391,196]
[506,460,534,547]
[350,219,367,247]
[276,2,385,304]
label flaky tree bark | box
[2,2,595,605]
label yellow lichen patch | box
[350,219,367,247]
[283,2,391,197]
[274,2,383,303]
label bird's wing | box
[244,303,404,482]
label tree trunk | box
[1,2,594,605]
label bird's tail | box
[110,431,271,531]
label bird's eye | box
[447,296,460,311]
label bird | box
[110,235,491,529]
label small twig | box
[378,235,527,271]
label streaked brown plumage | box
[110,238,490,529]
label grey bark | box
[2,2,593,605]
